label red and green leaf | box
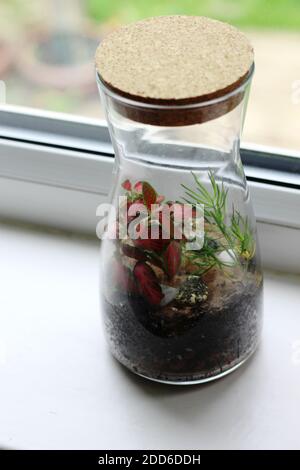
[142,181,157,210]
[133,262,164,306]
[121,244,147,261]
[134,181,143,193]
[133,237,167,253]
[163,241,181,278]
[122,179,132,191]
[156,194,165,204]
[133,222,169,253]
[126,199,145,225]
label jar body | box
[98,78,263,384]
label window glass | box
[0,0,299,151]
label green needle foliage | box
[230,209,256,260]
[182,171,255,275]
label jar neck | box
[97,64,254,127]
[98,73,252,171]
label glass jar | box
[97,63,263,384]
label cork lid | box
[95,16,254,126]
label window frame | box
[0,106,300,272]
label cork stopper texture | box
[95,16,254,125]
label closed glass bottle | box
[96,16,263,384]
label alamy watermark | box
[96,197,204,251]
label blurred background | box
[0,0,299,150]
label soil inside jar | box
[101,175,263,383]
[102,265,263,383]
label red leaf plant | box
[127,199,146,225]
[124,179,164,209]
[163,241,181,278]
[156,194,165,204]
[121,243,147,262]
[133,262,164,306]
[133,221,169,253]
[142,181,157,210]
[121,179,132,191]
[134,181,143,193]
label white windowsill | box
[0,221,299,450]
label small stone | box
[217,249,236,266]
[175,276,208,307]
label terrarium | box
[95,16,263,384]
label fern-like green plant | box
[181,171,255,275]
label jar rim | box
[96,62,254,111]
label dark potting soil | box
[102,275,263,383]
